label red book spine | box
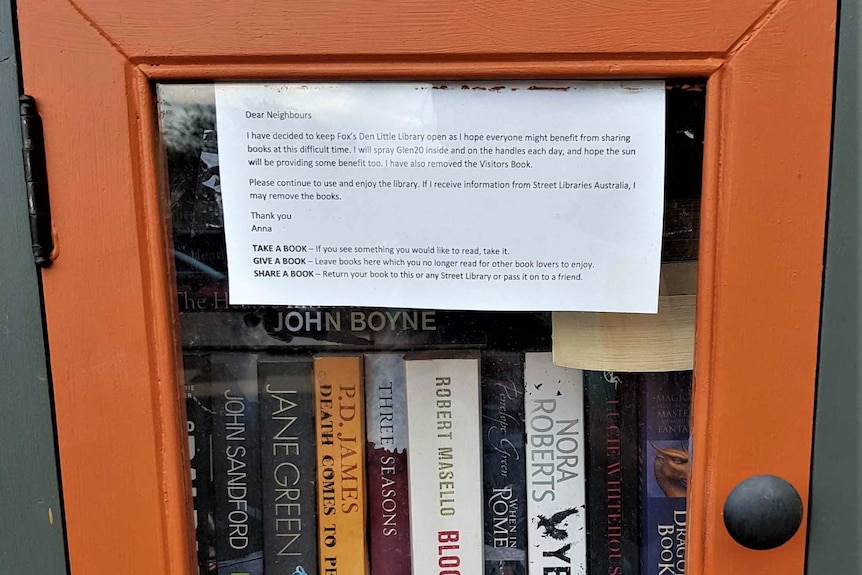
[365,354,412,575]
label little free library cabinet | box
[16,0,836,574]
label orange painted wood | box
[139,58,726,81]
[70,0,773,60]
[16,0,835,574]
[16,1,194,574]
[690,1,836,572]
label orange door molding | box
[16,0,835,573]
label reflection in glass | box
[158,81,703,575]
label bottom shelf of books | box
[183,331,691,575]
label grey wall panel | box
[0,0,68,572]
[807,0,861,573]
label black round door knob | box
[723,475,804,550]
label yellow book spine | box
[315,355,369,575]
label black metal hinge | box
[19,95,53,268]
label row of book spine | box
[185,352,690,575]
[584,371,691,575]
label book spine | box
[619,373,640,574]
[315,355,369,575]
[365,354,412,575]
[185,355,217,574]
[524,352,586,575]
[258,356,318,575]
[211,353,264,575]
[406,357,483,575]
[584,371,640,575]
[481,352,527,575]
[640,372,692,575]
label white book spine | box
[406,357,483,575]
[525,352,586,575]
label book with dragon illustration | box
[640,371,692,575]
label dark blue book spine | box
[258,356,318,575]
[211,354,264,575]
[481,352,528,575]
[640,372,692,575]
[585,371,640,575]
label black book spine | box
[185,355,217,574]
[258,356,318,575]
[211,354,264,575]
[584,371,640,575]
[481,352,528,575]
[620,372,640,574]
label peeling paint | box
[452,83,521,91]
[667,83,706,92]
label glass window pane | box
[157,80,703,575]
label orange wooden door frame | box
[16,1,836,573]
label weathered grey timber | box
[807,1,861,573]
[0,0,68,572]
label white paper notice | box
[215,82,665,312]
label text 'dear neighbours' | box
[215,81,666,312]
